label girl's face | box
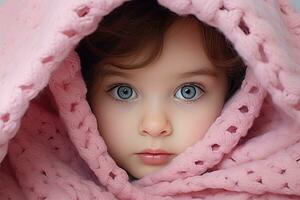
[90,19,228,178]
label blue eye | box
[110,85,137,101]
[175,84,204,101]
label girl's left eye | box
[175,84,204,101]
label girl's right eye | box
[108,85,137,101]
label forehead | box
[96,18,223,78]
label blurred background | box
[291,0,300,12]
[0,1,299,11]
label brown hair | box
[76,0,246,100]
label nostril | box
[141,127,170,137]
[160,129,171,135]
[140,116,172,137]
[141,129,170,136]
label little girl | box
[76,0,246,179]
[1,0,300,199]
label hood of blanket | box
[1,0,300,199]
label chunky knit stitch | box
[0,0,300,199]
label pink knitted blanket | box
[1,0,300,199]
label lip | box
[138,149,172,154]
[136,149,174,165]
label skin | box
[89,19,228,179]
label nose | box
[139,108,172,137]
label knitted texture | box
[0,0,300,199]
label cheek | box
[171,96,225,152]
[91,99,135,155]
[92,97,132,134]
[172,111,212,150]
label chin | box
[132,165,165,179]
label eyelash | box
[175,82,205,103]
[106,83,137,103]
[106,82,206,103]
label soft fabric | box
[0,0,300,199]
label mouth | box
[136,149,174,165]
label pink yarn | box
[0,0,300,199]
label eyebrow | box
[97,67,132,79]
[178,68,218,78]
[97,66,218,79]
